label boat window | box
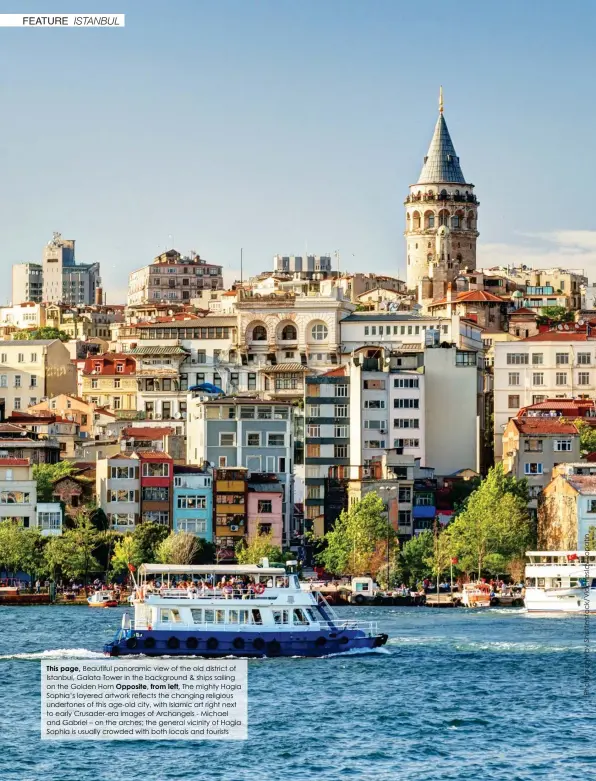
[274,576,289,588]
[204,609,215,623]
[537,578,545,587]
[272,610,289,625]
[306,608,317,622]
[215,609,225,624]
[190,608,203,624]
[293,609,308,625]
[229,609,249,624]
[160,609,172,623]
[251,609,263,625]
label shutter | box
[135,490,139,503]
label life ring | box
[255,583,266,595]
[267,639,281,656]
[354,594,365,605]
[253,637,265,651]
[125,637,138,649]
[339,636,350,645]
[315,636,327,647]
[144,636,156,649]
[167,636,180,650]
[110,645,120,657]
[233,637,245,651]
[186,637,198,650]
[490,597,499,607]
[206,637,219,651]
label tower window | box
[415,243,418,249]
[425,212,435,229]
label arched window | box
[427,253,433,263]
[439,210,449,226]
[424,211,435,229]
[467,211,475,230]
[412,211,421,230]
[451,215,460,229]
[439,189,448,200]
[252,325,267,341]
[281,324,297,340]
[311,323,328,341]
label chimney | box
[95,287,103,306]
[446,282,453,316]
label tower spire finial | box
[439,85,444,114]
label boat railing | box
[141,587,289,601]
[317,619,378,636]
[130,617,379,634]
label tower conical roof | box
[417,113,466,185]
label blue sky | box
[1,0,595,302]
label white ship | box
[524,550,596,613]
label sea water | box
[0,605,593,781]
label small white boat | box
[88,590,119,608]
[461,582,491,608]
[524,550,596,613]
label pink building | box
[247,477,283,547]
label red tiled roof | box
[430,290,504,306]
[509,307,538,316]
[0,458,30,466]
[319,366,347,377]
[511,418,579,435]
[122,426,174,439]
[568,475,596,494]
[136,450,173,461]
[518,399,595,415]
[521,331,588,342]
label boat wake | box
[0,648,104,661]
[321,646,390,658]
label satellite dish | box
[564,324,570,330]
[579,319,585,326]
[557,324,564,331]
[174,412,182,419]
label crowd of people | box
[143,574,290,600]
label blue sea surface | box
[0,605,593,781]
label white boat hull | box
[524,587,596,613]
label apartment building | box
[186,396,293,541]
[81,353,137,416]
[127,250,223,307]
[8,411,79,458]
[96,453,140,531]
[45,304,124,340]
[130,344,189,423]
[483,266,587,311]
[493,325,596,459]
[538,465,596,549]
[138,451,173,526]
[42,233,101,305]
[29,394,116,439]
[0,340,76,414]
[12,263,43,304]
[0,302,45,331]
[172,464,214,542]
[0,423,60,464]
[247,474,283,547]
[0,458,37,529]
[213,467,248,560]
[502,418,581,509]
[425,287,507,331]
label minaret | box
[404,88,479,296]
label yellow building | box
[80,353,137,415]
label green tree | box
[0,520,42,579]
[399,530,434,587]
[537,306,574,324]
[156,531,200,565]
[110,534,142,576]
[449,464,533,579]
[317,492,397,577]
[235,532,282,565]
[572,419,596,454]
[33,461,76,502]
[132,521,170,563]
[14,326,70,342]
[45,512,101,584]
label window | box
[335,404,348,417]
[399,487,412,502]
[113,397,122,410]
[456,351,476,366]
[398,510,411,525]
[0,375,6,387]
[219,433,235,447]
[114,378,121,389]
[196,350,207,364]
[30,376,37,388]
[110,466,135,479]
[394,438,420,448]
[218,456,227,468]
[107,489,135,502]
[508,373,520,386]
[556,353,569,365]
[267,433,285,447]
[506,353,529,365]
[588,500,596,514]
[364,326,369,336]
[257,407,272,420]
[334,444,348,458]
[532,373,544,386]
[393,399,419,409]
[91,379,98,389]
[142,486,169,501]
[281,324,297,340]
[336,384,348,397]
[257,500,272,514]
[554,440,572,452]
[247,432,261,446]
[307,404,320,417]
[524,463,543,475]
[364,420,385,429]
[524,438,543,453]
[306,444,320,457]
[177,495,207,509]
[532,353,543,365]
[17,353,24,363]
[179,519,207,534]
[556,372,567,386]
[247,372,257,391]
[307,425,320,438]
[38,511,61,530]
[0,491,31,504]
[334,425,348,438]
[508,395,520,409]
[252,325,267,340]
[108,513,135,528]
[30,353,37,363]
[578,372,590,386]
[240,406,255,419]
[365,399,386,409]
[13,398,21,410]
[14,375,21,388]
[142,462,170,477]
[578,353,592,365]
[311,323,328,341]
[393,419,419,428]
[116,363,124,373]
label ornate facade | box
[405,90,479,299]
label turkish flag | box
[128,563,136,572]
[451,557,458,564]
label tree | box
[156,531,200,565]
[132,521,170,563]
[537,306,574,324]
[14,326,70,342]
[0,520,41,579]
[33,461,76,502]
[45,512,101,584]
[235,533,282,565]
[399,531,434,587]
[317,492,397,577]
[110,534,143,576]
[572,419,596,454]
[448,464,533,579]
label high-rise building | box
[12,263,43,304]
[42,232,101,305]
[127,249,223,307]
[405,89,479,298]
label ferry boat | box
[524,550,596,613]
[104,562,388,658]
[461,582,491,608]
[88,590,119,608]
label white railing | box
[144,588,290,601]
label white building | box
[11,264,43,304]
[127,250,223,307]
[493,326,596,459]
[42,233,101,305]
[0,302,45,331]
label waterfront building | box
[28,394,116,439]
[502,417,581,509]
[172,464,214,542]
[138,450,173,527]
[404,91,479,296]
[96,453,140,531]
[213,466,248,560]
[81,353,137,416]
[42,233,101,305]
[0,340,77,414]
[11,263,43,304]
[538,466,596,549]
[493,324,596,459]
[247,474,284,547]
[127,249,223,307]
